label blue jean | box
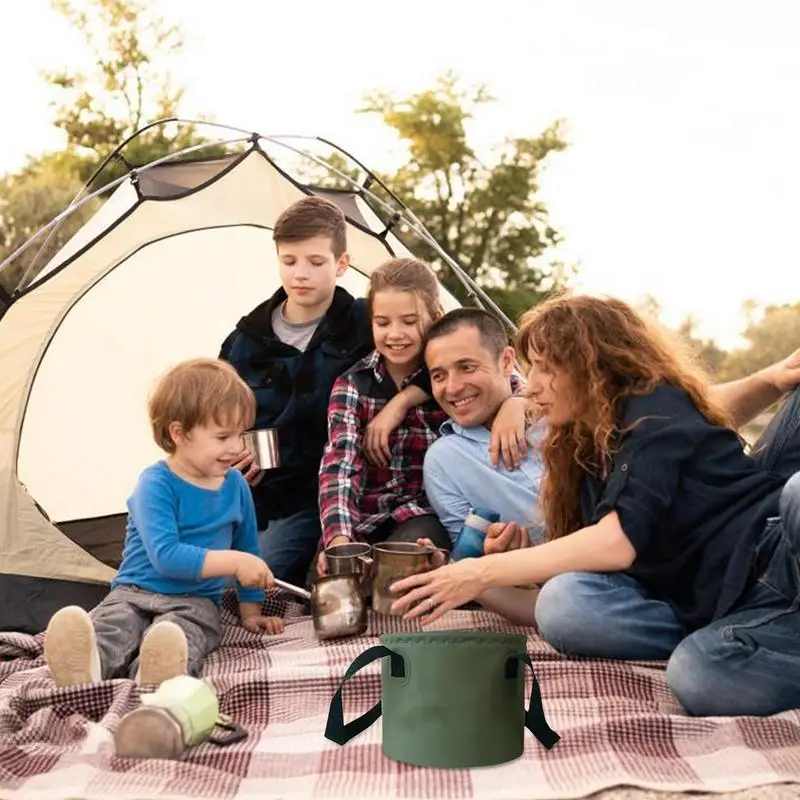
[259,506,322,588]
[536,388,800,717]
[749,385,800,479]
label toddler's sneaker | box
[137,621,188,686]
[44,606,102,686]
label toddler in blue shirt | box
[43,358,284,687]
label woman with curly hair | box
[391,293,800,717]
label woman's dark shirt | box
[580,384,785,631]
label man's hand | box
[234,552,274,589]
[484,522,528,555]
[765,348,800,395]
[231,449,264,487]
[489,396,529,471]
[316,535,351,576]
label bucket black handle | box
[324,644,404,745]
[325,646,559,750]
[506,652,560,749]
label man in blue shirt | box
[422,309,545,552]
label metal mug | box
[241,428,280,471]
[324,542,374,597]
[371,541,451,616]
[274,575,367,640]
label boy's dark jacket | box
[219,286,372,527]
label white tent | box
[0,122,511,634]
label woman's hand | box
[389,559,487,624]
[489,396,529,470]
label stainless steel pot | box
[274,576,367,640]
[241,428,280,470]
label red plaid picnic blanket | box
[1,592,799,800]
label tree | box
[719,301,800,381]
[0,0,211,295]
[0,152,98,296]
[634,294,729,378]
[358,72,571,322]
[676,315,729,378]
[45,0,212,186]
[635,293,663,322]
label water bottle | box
[452,507,500,560]
[113,675,246,760]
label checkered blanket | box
[1,592,799,800]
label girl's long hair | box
[515,293,734,540]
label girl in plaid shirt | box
[318,259,526,572]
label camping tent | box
[0,121,509,634]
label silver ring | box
[426,597,437,610]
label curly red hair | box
[516,293,734,540]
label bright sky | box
[3,0,799,348]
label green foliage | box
[719,302,800,381]
[676,315,729,378]
[358,72,571,321]
[634,294,800,385]
[0,0,215,295]
[46,0,191,169]
[0,152,98,295]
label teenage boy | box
[220,196,424,586]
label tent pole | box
[0,136,253,290]
[2,117,524,334]
[257,135,519,332]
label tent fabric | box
[0,144,459,633]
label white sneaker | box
[137,621,188,686]
[44,606,102,686]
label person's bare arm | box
[478,511,635,590]
[476,587,540,626]
[712,348,800,428]
[390,511,635,622]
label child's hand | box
[235,553,274,589]
[489,396,529,471]
[241,615,285,635]
[364,403,403,466]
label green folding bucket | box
[325,630,559,768]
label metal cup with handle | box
[371,541,451,616]
[324,542,374,597]
[241,428,280,471]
